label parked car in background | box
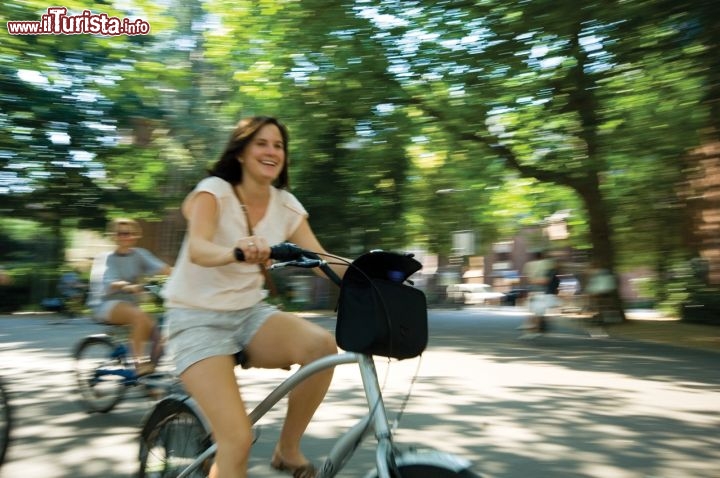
[446,283,506,305]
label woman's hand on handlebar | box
[234,236,270,264]
[234,242,343,286]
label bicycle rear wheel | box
[73,336,128,413]
[139,396,213,478]
[0,376,11,467]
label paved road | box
[0,308,719,477]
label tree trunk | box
[578,174,627,321]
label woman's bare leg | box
[181,355,253,478]
[245,312,337,467]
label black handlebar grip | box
[233,248,245,261]
[269,242,305,261]
[233,242,305,262]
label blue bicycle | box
[73,283,180,413]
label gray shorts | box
[91,300,124,323]
[165,302,278,375]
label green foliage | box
[2,0,718,312]
[682,288,720,325]
[0,262,63,312]
[358,0,715,274]
[0,0,180,266]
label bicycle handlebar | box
[234,242,342,286]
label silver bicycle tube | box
[248,352,361,423]
[315,354,398,478]
[315,354,397,478]
[317,414,374,477]
[177,441,215,478]
[356,354,396,478]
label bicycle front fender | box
[362,449,478,478]
[396,449,474,470]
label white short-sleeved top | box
[163,176,307,310]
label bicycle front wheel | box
[393,464,482,477]
[366,451,483,478]
[73,336,128,413]
[0,377,11,467]
[139,396,213,478]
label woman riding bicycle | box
[162,116,346,478]
[86,218,172,377]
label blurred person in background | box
[58,267,86,301]
[53,267,88,319]
[584,263,617,322]
[163,115,346,478]
[518,250,558,334]
[86,218,171,376]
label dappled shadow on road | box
[256,313,720,477]
[0,316,162,477]
[1,314,719,477]
[393,312,720,477]
[1,350,152,477]
[395,374,719,477]
[431,326,720,386]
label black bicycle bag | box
[336,250,428,360]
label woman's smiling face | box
[239,123,286,184]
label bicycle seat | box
[234,349,249,369]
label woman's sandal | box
[271,458,318,478]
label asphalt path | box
[0,307,718,477]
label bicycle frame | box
[173,352,395,478]
[141,246,477,477]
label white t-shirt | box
[163,176,307,311]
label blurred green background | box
[1,0,718,319]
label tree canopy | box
[2,0,717,308]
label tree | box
[3,0,716,317]
[0,1,176,264]
[355,0,713,314]
[203,0,416,254]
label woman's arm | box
[288,218,348,279]
[185,191,237,267]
